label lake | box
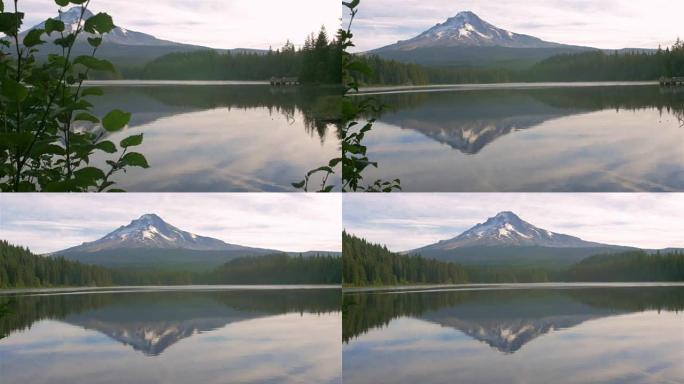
[343,284,684,384]
[82,82,341,192]
[355,83,684,192]
[0,286,342,384]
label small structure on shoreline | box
[270,77,300,86]
[659,77,684,86]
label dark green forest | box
[0,241,341,288]
[356,40,684,85]
[566,250,684,282]
[343,232,469,286]
[208,254,341,284]
[343,233,684,286]
[0,240,113,288]
[138,27,341,84]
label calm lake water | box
[357,84,684,191]
[83,82,341,192]
[343,285,684,384]
[0,287,342,384]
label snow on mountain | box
[61,213,249,253]
[28,7,184,47]
[421,211,607,250]
[374,11,567,51]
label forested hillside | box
[342,232,469,286]
[0,241,341,288]
[208,254,341,284]
[355,39,684,85]
[140,27,341,84]
[566,250,684,282]
[343,233,684,286]
[0,240,113,288]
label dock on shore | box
[270,77,299,86]
[659,77,684,86]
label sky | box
[343,193,684,252]
[19,0,341,50]
[0,194,342,254]
[348,0,684,52]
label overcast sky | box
[344,194,684,252]
[19,0,341,50]
[348,0,683,52]
[0,194,341,254]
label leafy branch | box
[293,0,400,192]
[0,0,149,191]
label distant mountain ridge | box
[18,7,264,71]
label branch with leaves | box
[0,0,148,192]
[293,0,400,192]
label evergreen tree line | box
[343,233,684,286]
[0,241,341,288]
[0,240,113,288]
[138,27,341,84]
[355,39,684,85]
[343,232,469,286]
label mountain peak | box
[374,11,565,51]
[420,211,606,250]
[59,214,250,253]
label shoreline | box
[343,281,684,293]
[353,80,659,95]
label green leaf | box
[120,134,143,148]
[1,78,28,102]
[87,37,102,47]
[44,18,64,34]
[53,34,75,48]
[0,132,32,149]
[0,12,23,35]
[95,140,116,153]
[291,180,305,189]
[73,112,99,123]
[23,28,44,47]
[81,87,104,97]
[122,152,149,168]
[101,109,131,132]
[74,55,115,72]
[74,167,105,182]
[83,12,114,34]
[107,188,126,193]
[54,0,69,6]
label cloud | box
[348,0,683,51]
[19,0,341,50]
[0,194,342,254]
[343,193,684,251]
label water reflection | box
[343,286,684,384]
[362,85,684,191]
[0,288,341,384]
[82,84,342,192]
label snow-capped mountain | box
[432,211,606,249]
[410,211,630,267]
[383,11,564,50]
[59,213,260,253]
[26,7,184,47]
[368,11,593,67]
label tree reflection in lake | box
[0,288,341,384]
[343,286,684,384]
[357,85,684,191]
